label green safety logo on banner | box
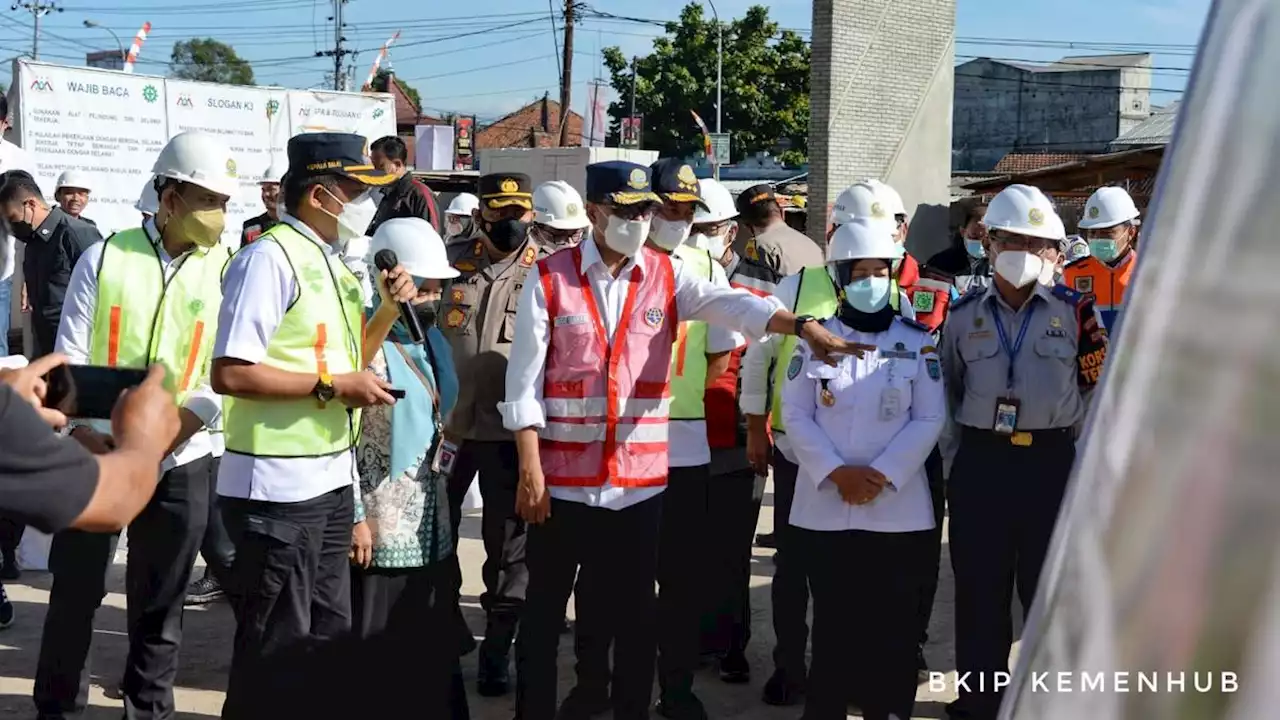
[372,108,384,120]
[266,99,280,118]
[142,85,159,103]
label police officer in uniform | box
[438,172,546,697]
[942,184,1108,720]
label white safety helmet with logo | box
[863,179,906,218]
[151,131,241,199]
[56,169,92,193]
[135,176,160,215]
[825,216,902,279]
[982,184,1066,242]
[446,193,480,217]
[262,159,287,185]
[690,178,738,257]
[830,181,892,226]
[532,180,591,230]
[370,217,460,280]
[1076,186,1140,230]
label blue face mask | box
[1088,239,1120,263]
[843,276,892,313]
[965,238,985,259]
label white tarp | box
[11,59,395,249]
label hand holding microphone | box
[373,249,424,344]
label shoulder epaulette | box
[950,286,984,311]
[897,316,930,333]
[1051,284,1086,305]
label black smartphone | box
[45,364,148,420]
[387,388,406,400]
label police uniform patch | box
[522,245,537,266]
[450,287,465,305]
[446,308,466,328]
[676,164,697,188]
[745,238,759,261]
[643,307,664,329]
[912,290,935,313]
[921,345,937,355]
[786,353,802,380]
[926,357,941,381]
[628,168,647,189]
[1050,316,1062,328]
[500,178,519,194]
[454,260,476,273]
[1074,276,1093,293]
[472,241,484,257]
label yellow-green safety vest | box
[771,266,839,432]
[669,243,714,420]
[90,227,228,404]
[222,222,365,458]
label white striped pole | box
[362,31,400,90]
[122,21,151,74]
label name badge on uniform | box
[881,341,917,360]
[554,314,588,327]
[993,396,1020,435]
[879,387,902,420]
[432,438,460,476]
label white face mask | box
[321,187,378,244]
[690,231,728,260]
[994,250,1045,289]
[649,217,691,251]
[603,214,650,257]
[446,219,463,237]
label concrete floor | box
[0,485,1007,718]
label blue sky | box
[2,0,1212,124]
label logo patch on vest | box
[446,308,466,328]
[786,353,802,380]
[1074,276,1094,293]
[554,314,588,327]
[912,290,935,313]
[188,299,204,315]
[643,307,665,329]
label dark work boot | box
[477,614,517,696]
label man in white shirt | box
[35,132,233,719]
[0,96,33,360]
[210,133,411,718]
[501,161,870,720]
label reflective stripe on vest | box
[90,227,228,405]
[222,223,365,458]
[538,244,677,487]
[771,266,838,432]
[669,244,713,421]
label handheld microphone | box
[373,249,425,344]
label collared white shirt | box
[214,214,356,503]
[0,139,34,282]
[781,315,944,533]
[56,218,220,471]
[739,270,914,464]
[500,233,782,511]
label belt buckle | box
[1011,431,1033,447]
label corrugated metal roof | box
[1112,101,1181,147]
[1044,53,1152,72]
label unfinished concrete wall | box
[807,0,956,259]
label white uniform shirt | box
[781,315,943,532]
[214,214,356,502]
[56,218,221,472]
[500,235,782,511]
[0,139,34,282]
[739,270,914,464]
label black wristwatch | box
[794,314,816,337]
[313,373,336,404]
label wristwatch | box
[794,314,816,337]
[313,372,336,405]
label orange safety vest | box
[1063,252,1135,330]
[896,253,952,333]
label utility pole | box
[557,0,575,146]
[629,56,637,118]
[315,0,351,91]
[12,1,62,60]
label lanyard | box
[992,304,1036,390]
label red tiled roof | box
[475,96,584,150]
[993,152,1089,174]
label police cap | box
[585,161,661,206]
[478,173,533,210]
[287,132,394,186]
[649,158,708,210]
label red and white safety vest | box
[538,244,678,487]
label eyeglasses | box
[691,221,732,236]
[989,230,1057,254]
[534,225,584,245]
[607,202,657,221]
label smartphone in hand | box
[45,364,148,420]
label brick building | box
[475,94,584,151]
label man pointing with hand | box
[501,161,870,720]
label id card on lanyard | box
[392,343,457,476]
[991,304,1035,435]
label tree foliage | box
[603,3,810,164]
[374,69,423,113]
[170,39,255,86]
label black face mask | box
[484,218,530,252]
[10,205,35,239]
[414,299,441,329]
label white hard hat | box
[693,178,738,224]
[446,193,479,217]
[151,131,240,198]
[262,159,287,185]
[826,217,903,264]
[135,177,160,215]
[532,181,590,230]
[370,217,460,280]
[864,179,906,217]
[1077,186,1140,230]
[830,182,884,225]
[983,184,1066,242]
[56,169,92,192]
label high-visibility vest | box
[669,243,714,421]
[89,227,228,404]
[537,244,677,487]
[222,223,365,458]
[1063,253,1134,331]
[771,266,839,433]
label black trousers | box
[799,527,929,720]
[918,446,946,647]
[516,494,663,720]
[220,486,353,720]
[35,456,212,720]
[0,512,22,560]
[657,465,712,699]
[948,427,1074,720]
[700,467,759,656]
[197,458,234,583]
[350,563,470,718]
[450,439,528,659]
[770,452,810,677]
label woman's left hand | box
[351,521,373,568]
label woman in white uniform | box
[781,218,946,720]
